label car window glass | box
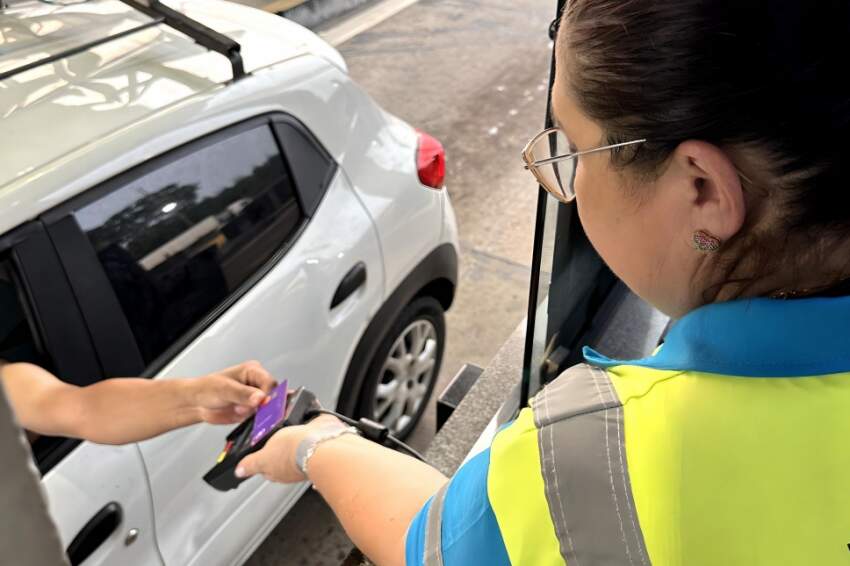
[74,125,303,363]
[0,258,49,369]
[0,256,55,450]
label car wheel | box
[356,296,445,440]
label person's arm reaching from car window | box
[236,414,447,566]
[0,360,275,445]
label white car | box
[0,1,459,564]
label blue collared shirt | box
[585,295,850,377]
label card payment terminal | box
[204,382,317,491]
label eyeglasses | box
[521,127,647,203]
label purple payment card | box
[250,380,288,446]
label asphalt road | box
[247,0,555,563]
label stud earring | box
[692,230,721,253]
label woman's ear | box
[672,140,746,242]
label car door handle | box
[331,262,367,309]
[67,502,123,566]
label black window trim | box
[0,221,104,474]
[42,112,337,378]
[45,216,147,378]
[521,0,627,402]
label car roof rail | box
[0,0,245,83]
[119,0,245,82]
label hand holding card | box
[204,383,320,491]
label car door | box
[0,225,162,566]
[48,114,384,566]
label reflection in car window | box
[75,125,304,363]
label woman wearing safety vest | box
[237,1,850,564]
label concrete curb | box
[426,320,526,476]
[282,0,377,28]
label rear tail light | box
[416,130,446,189]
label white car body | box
[0,1,458,564]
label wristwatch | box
[295,423,360,477]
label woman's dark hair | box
[561,0,850,234]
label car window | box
[272,119,336,216]
[0,257,49,369]
[74,125,304,364]
[0,256,60,457]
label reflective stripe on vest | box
[532,364,650,566]
[423,481,450,566]
[423,364,650,566]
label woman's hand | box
[235,413,345,483]
[236,409,446,566]
[189,361,276,425]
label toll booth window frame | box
[521,0,667,403]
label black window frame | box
[42,112,337,378]
[520,0,664,405]
[0,221,104,474]
[520,0,622,403]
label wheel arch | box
[335,243,458,415]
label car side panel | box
[137,171,383,566]
[290,68,446,297]
[42,444,163,565]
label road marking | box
[245,0,308,11]
[319,0,421,46]
[270,0,308,10]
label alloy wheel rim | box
[372,319,438,434]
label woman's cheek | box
[574,174,607,253]
[574,168,629,275]
[574,164,604,232]
[572,162,590,207]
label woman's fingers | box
[235,451,264,479]
[234,428,308,483]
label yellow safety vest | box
[411,297,850,565]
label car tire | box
[355,296,445,440]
